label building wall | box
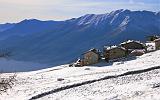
[121,42,145,50]
[145,42,156,52]
[130,50,145,56]
[83,52,99,65]
[155,40,160,50]
[104,48,126,60]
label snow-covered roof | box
[83,48,100,55]
[104,45,125,51]
[104,45,117,50]
[154,38,160,42]
[120,40,144,45]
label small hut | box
[154,38,160,50]
[120,40,146,54]
[74,58,84,67]
[82,48,101,66]
[103,46,126,62]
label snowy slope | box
[1,50,160,100]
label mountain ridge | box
[0,23,15,32]
[0,9,159,70]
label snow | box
[104,45,125,51]
[110,13,119,24]
[120,40,143,45]
[146,42,156,51]
[119,16,130,27]
[109,9,125,16]
[77,9,127,26]
[1,50,160,100]
[104,45,118,49]
[77,13,110,26]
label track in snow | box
[29,65,160,100]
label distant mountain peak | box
[74,9,131,26]
[20,19,42,23]
[109,9,124,14]
[0,23,15,32]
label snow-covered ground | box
[1,50,160,100]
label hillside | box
[1,50,160,100]
[0,9,160,71]
[0,23,15,32]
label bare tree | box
[0,74,16,94]
[0,49,16,94]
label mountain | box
[0,23,15,32]
[0,19,63,40]
[0,9,159,71]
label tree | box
[0,49,16,94]
[0,74,16,94]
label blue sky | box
[0,0,159,23]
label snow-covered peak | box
[76,14,95,25]
[76,13,110,26]
[76,9,131,26]
[119,16,130,27]
[109,9,125,16]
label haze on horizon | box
[0,0,159,23]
